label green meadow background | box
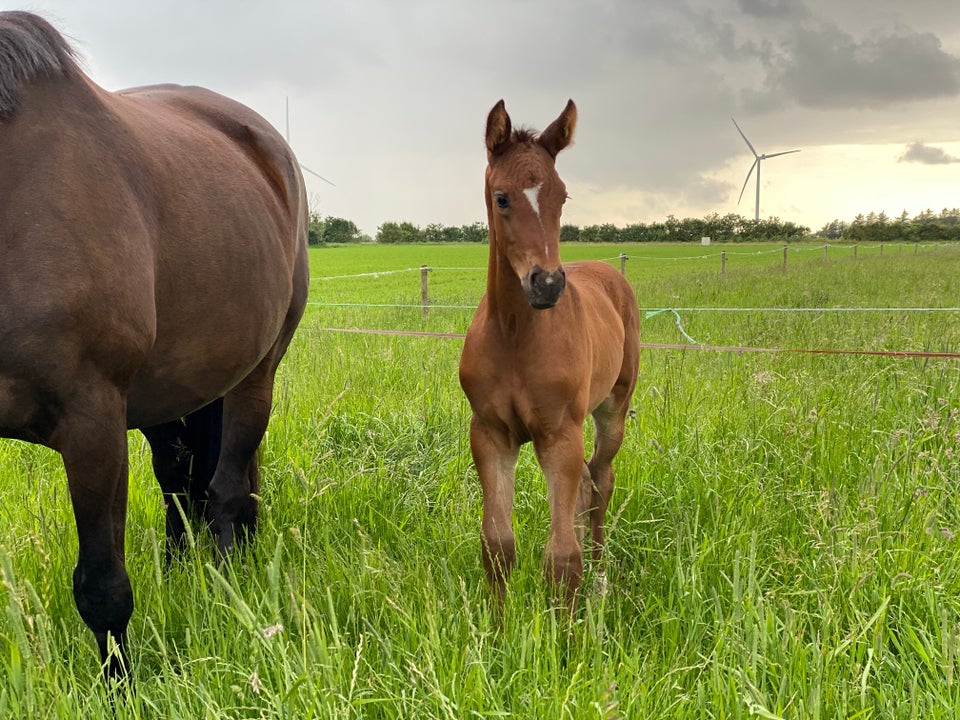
[1,241,959,718]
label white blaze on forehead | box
[523,183,543,218]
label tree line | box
[814,208,960,243]
[307,208,960,245]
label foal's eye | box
[494,192,510,210]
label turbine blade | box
[732,117,758,157]
[763,149,801,159]
[737,159,758,205]
[300,163,336,186]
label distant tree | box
[460,221,488,243]
[438,225,463,242]
[422,223,464,243]
[663,215,682,239]
[618,224,645,242]
[939,208,960,226]
[815,220,847,240]
[560,224,580,243]
[376,221,422,244]
[579,223,619,243]
[307,211,326,246]
[422,223,447,243]
[322,216,361,244]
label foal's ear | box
[539,99,577,158]
[485,99,512,157]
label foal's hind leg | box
[586,389,632,561]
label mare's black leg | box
[207,249,306,556]
[207,364,274,555]
[142,398,223,561]
[56,387,134,680]
[182,398,223,507]
[142,419,191,561]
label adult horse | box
[0,12,309,678]
[459,100,639,609]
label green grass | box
[1,242,959,717]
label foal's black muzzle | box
[523,265,566,309]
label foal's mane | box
[0,11,80,120]
[512,126,539,144]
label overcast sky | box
[19,0,960,236]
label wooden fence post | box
[782,245,788,271]
[721,250,726,275]
[823,243,828,261]
[880,242,884,256]
[620,252,628,276]
[854,244,858,259]
[420,265,430,318]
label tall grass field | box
[1,242,959,718]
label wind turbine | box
[286,96,335,186]
[732,118,799,221]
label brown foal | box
[459,99,640,608]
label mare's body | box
[0,12,309,677]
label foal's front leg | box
[534,425,588,606]
[469,417,519,605]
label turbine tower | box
[287,96,335,186]
[732,118,799,221]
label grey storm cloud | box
[750,22,960,109]
[738,0,810,21]
[21,0,960,232]
[898,142,960,164]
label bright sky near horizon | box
[19,0,960,237]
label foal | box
[459,100,640,607]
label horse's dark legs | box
[470,417,519,606]
[55,389,133,680]
[142,419,192,561]
[207,367,273,556]
[142,399,223,561]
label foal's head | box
[484,99,577,309]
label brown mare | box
[0,12,309,678]
[459,100,639,608]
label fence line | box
[312,267,421,281]
[317,326,960,360]
[307,302,960,313]
[307,242,959,324]
[308,241,957,284]
[307,303,960,348]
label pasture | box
[1,241,959,718]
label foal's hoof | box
[590,570,610,598]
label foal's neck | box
[484,226,535,337]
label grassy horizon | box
[0,242,959,717]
